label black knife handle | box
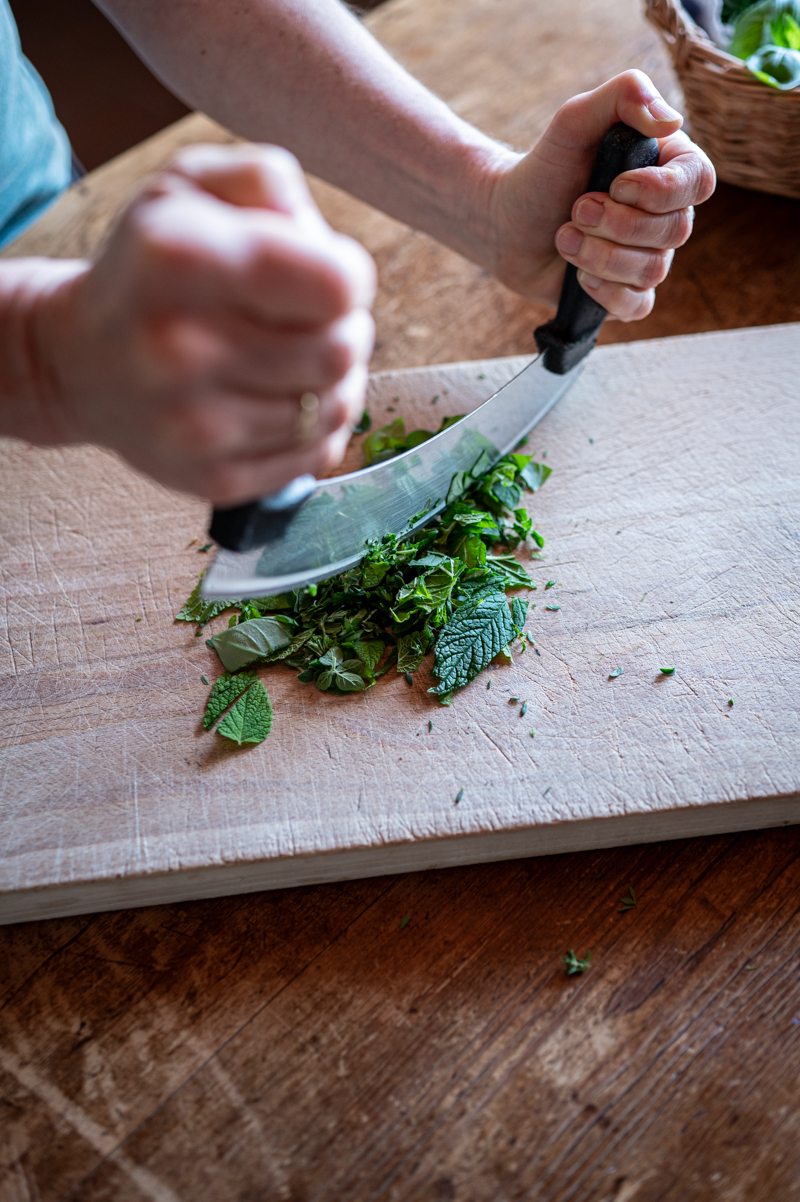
[534,123,660,375]
[209,474,316,553]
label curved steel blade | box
[202,355,582,599]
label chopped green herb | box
[188,444,555,742]
[400,914,411,929]
[352,410,372,434]
[618,885,637,912]
[728,698,734,707]
[200,675,209,685]
[545,604,560,612]
[545,580,556,589]
[198,543,213,553]
[608,666,623,679]
[432,394,440,404]
[455,787,464,804]
[660,667,676,675]
[136,616,142,621]
[405,672,413,686]
[203,671,257,730]
[530,728,536,738]
[746,964,756,971]
[521,700,528,717]
[428,719,433,732]
[564,949,591,976]
[487,679,492,689]
[216,679,273,746]
[589,437,594,444]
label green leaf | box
[362,559,391,589]
[608,666,623,678]
[362,416,407,466]
[208,616,292,671]
[564,949,591,976]
[315,646,366,693]
[216,679,273,746]
[730,0,800,57]
[352,638,385,673]
[353,410,372,434]
[660,666,676,675]
[203,671,256,730]
[176,573,238,626]
[430,589,518,694]
[396,627,432,673]
[486,553,533,589]
[519,461,552,492]
[746,43,800,86]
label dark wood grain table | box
[2,0,800,1197]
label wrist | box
[0,258,89,445]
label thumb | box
[545,70,682,162]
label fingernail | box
[648,96,682,123]
[611,180,640,207]
[576,197,604,228]
[578,271,602,291]
[557,226,583,257]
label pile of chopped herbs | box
[178,444,552,746]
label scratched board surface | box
[1,325,799,924]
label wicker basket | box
[646,0,800,197]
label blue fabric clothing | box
[0,0,72,248]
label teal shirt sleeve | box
[0,0,72,249]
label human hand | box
[486,71,715,321]
[25,143,376,503]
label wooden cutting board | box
[1,323,798,925]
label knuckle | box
[642,251,669,288]
[319,335,355,383]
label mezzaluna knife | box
[202,123,659,600]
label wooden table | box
[3,0,800,1196]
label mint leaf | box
[176,572,237,626]
[396,627,431,673]
[487,553,533,589]
[203,671,256,729]
[519,461,552,492]
[208,616,292,671]
[430,589,519,694]
[216,679,273,745]
[352,638,385,673]
[315,646,366,692]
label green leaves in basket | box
[730,0,800,88]
[746,42,800,85]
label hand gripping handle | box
[533,122,660,375]
[211,122,660,551]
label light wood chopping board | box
[1,323,798,924]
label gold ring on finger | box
[297,391,320,445]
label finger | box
[555,224,673,289]
[575,274,655,323]
[571,193,694,250]
[133,190,377,324]
[197,375,367,505]
[214,308,375,395]
[609,130,716,213]
[167,142,322,223]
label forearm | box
[0,260,86,445]
[97,0,519,270]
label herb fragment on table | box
[521,700,528,717]
[545,604,560,612]
[203,670,257,730]
[543,785,551,796]
[214,679,273,746]
[618,885,636,912]
[428,719,433,732]
[352,410,372,434]
[660,667,676,675]
[545,579,556,589]
[564,949,591,976]
[455,787,464,804]
[530,728,536,738]
[400,914,411,929]
[608,666,623,679]
[201,675,208,685]
[198,543,213,553]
